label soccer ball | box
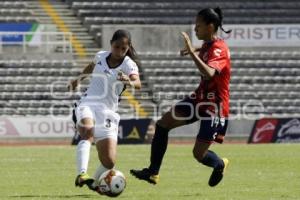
[98,169,126,197]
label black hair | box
[110,29,141,67]
[197,7,231,34]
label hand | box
[67,79,78,91]
[214,134,225,144]
[181,32,195,55]
[180,48,189,56]
[117,71,130,82]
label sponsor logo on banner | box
[192,24,300,47]
[118,119,152,144]
[0,118,20,136]
[248,119,278,143]
[0,117,74,138]
[276,119,300,143]
[249,118,300,143]
[0,23,42,45]
[27,120,74,136]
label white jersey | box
[79,51,139,111]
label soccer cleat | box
[130,168,159,185]
[89,184,105,195]
[208,158,229,187]
[75,173,94,188]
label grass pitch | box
[0,144,299,200]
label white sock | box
[76,140,91,175]
[92,164,109,187]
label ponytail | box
[213,7,232,34]
[126,44,141,67]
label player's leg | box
[75,117,95,187]
[75,106,95,188]
[90,109,120,194]
[149,110,187,173]
[89,138,117,194]
[130,110,186,184]
[130,98,194,184]
[193,116,229,187]
[94,138,117,180]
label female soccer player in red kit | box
[131,7,231,187]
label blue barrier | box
[0,23,37,43]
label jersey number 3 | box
[105,119,111,128]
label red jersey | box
[193,38,231,117]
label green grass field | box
[0,144,299,200]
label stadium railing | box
[0,31,73,54]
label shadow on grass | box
[179,193,203,197]
[8,194,94,199]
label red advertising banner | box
[248,118,300,143]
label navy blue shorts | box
[174,97,228,143]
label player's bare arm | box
[117,71,141,89]
[68,62,95,91]
[180,47,201,56]
[181,32,216,79]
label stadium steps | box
[0,3,175,117]
[28,0,98,57]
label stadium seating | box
[67,0,300,41]
[1,0,300,118]
[0,1,38,22]
[0,59,153,116]
[140,51,300,116]
[0,60,74,115]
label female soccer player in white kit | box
[68,29,141,194]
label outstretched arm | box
[68,62,95,91]
[181,32,216,79]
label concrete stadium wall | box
[101,24,191,52]
[0,116,254,139]
[102,24,299,53]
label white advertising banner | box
[0,116,74,138]
[192,24,300,47]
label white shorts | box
[75,105,120,142]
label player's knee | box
[78,119,94,130]
[157,119,168,128]
[78,125,94,140]
[158,111,185,130]
[78,125,93,133]
[193,149,205,162]
[157,118,174,130]
[78,129,93,140]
